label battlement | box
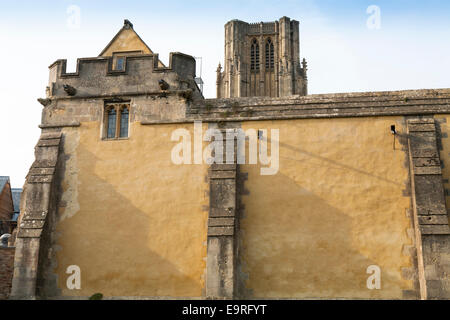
[248,22,276,34]
[47,52,197,98]
[227,17,298,36]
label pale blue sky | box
[1,0,450,187]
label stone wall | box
[13,51,450,300]
[0,247,15,300]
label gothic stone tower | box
[216,16,308,98]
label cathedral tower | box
[216,16,308,98]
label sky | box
[1,0,450,187]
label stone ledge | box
[40,132,62,140]
[37,139,61,147]
[210,171,236,179]
[413,158,440,167]
[28,175,53,184]
[17,229,43,238]
[210,208,235,217]
[411,150,439,158]
[211,164,237,171]
[414,167,442,175]
[208,218,235,227]
[420,225,450,235]
[408,123,436,132]
[32,159,58,168]
[29,168,55,176]
[19,220,45,229]
[39,121,80,129]
[208,226,234,236]
[418,215,450,225]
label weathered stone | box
[211,164,236,171]
[407,118,450,300]
[19,220,45,229]
[21,211,47,221]
[414,166,442,175]
[27,175,53,184]
[209,170,236,179]
[208,217,235,227]
[39,132,62,140]
[29,168,55,176]
[208,226,234,236]
[209,207,235,217]
[217,17,307,98]
[420,225,450,235]
[37,139,61,147]
[17,229,43,238]
[408,123,436,132]
[413,157,440,167]
[418,215,450,225]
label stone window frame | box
[250,38,260,72]
[265,37,274,71]
[102,102,131,140]
[112,50,143,70]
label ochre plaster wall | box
[239,117,415,299]
[53,122,208,297]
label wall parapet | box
[190,88,450,122]
[47,52,197,99]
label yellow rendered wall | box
[434,115,450,224]
[239,117,414,299]
[54,122,208,297]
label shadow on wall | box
[238,153,414,299]
[277,139,403,187]
[48,144,202,298]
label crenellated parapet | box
[47,52,198,99]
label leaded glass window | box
[116,57,124,70]
[265,38,274,70]
[107,108,116,138]
[251,39,259,71]
[120,107,129,138]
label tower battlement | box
[47,52,197,99]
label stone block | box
[420,225,450,235]
[418,215,449,225]
[208,218,235,227]
[208,226,234,236]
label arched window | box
[119,106,129,138]
[250,39,259,71]
[265,38,274,70]
[104,103,130,139]
[106,108,117,139]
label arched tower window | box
[265,38,274,70]
[250,39,259,71]
[119,106,129,138]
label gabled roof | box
[99,19,165,67]
[0,176,9,194]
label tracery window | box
[104,103,130,139]
[265,38,274,70]
[250,39,259,71]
